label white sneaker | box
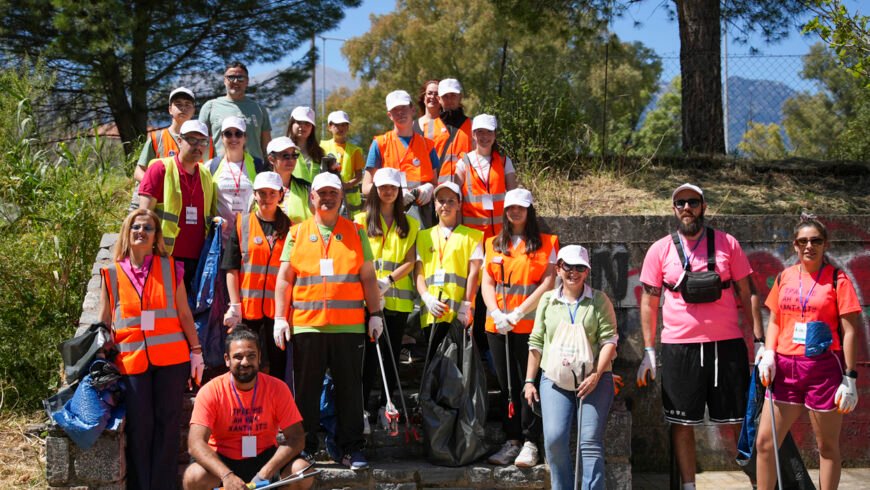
[362,410,371,435]
[488,441,521,465]
[514,441,539,467]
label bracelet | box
[644,346,655,352]
[388,274,395,284]
[220,470,234,480]
[190,344,202,351]
[524,379,535,384]
[754,336,766,344]
[369,310,383,317]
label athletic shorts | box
[218,446,281,482]
[772,350,844,412]
[661,338,749,425]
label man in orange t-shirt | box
[182,328,313,490]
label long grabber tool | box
[573,364,586,490]
[768,382,783,490]
[214,462,320,490]
[498,262,515,419]
[379,310,420,442]
[374,334,400,436]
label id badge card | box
[793,322,807,345]
[141,310,155,331]
[241,435,257,458]
[231,195,244,213]
[481,194,494,211]
[185,206,198,225]
[320,258,335,276]
[433,268,446,286]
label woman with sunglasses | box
[523,245,618,490]
[285,106,325,183]
[755,214,861,490]
[221,172,293,385]
[207,116,261,240]
[356,168,420,423]
[98,209,203,490]
[267,136,312,225]
[481,188,557,467]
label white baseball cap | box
[168,87,195,103]
[311,172,343,191]
[472,114,497,131]
[504,188,532,208]
[179,120,209,137]
[327,110,351,125]
[438,78,462,96]
[221,116,246,133]
[671,183,704,201]
[373,168,402,188]
[386,90,412,111]
[434,181,461,199]
[253,171,284,191]
[291,106,316,125]
[557,245,591,268]
[266,136,297,154]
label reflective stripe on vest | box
[150,129,214,163]
[417,224,483,326]
[484,234,558,334]
[102,256,189,375]
[238,212,285,320]
[461,152,507,241]
[290,218,366,328]
[154,157,216,255]
[355,212,420,313]
[375,131,435,189]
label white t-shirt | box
[215,160,254,239]
[416,225,484,261]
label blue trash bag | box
[320,373,341,462]
[805,321,833,357]
[48,360,125,449]
[191,219,229,367]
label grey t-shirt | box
[199,96,272,161]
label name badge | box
[793,322,807,345]
[481,194,494,211]
[400,173,408,188]
[185,206,198,225]
[241,435,257,458]
[320,258,335,276]
[433,268,446,286]
[231,195,244,213]
[141,310,155,331]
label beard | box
[232,366,258,384]
[677,210,705,236]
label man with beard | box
[636,183,763,490]
[432,78,473,184]
[183,328,313,490]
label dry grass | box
[0,411,47,488]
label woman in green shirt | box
[523,245,618,490]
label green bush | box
[0,62,130,411]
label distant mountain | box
[725,76,797,152]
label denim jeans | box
[540,372,614,490]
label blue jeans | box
[540,372,613,490]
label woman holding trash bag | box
[523,245,618,490]
[221,172,292,385]
[357,168,420,422]
[756,214,862,490]
[98,208,203,490]
[482,188,557,467]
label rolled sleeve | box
[528,292,551,352]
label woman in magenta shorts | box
[755,214,862,490]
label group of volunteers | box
[94,60,862,490]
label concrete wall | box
[540,215,870,471]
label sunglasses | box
[560,263,589,273]
[181,136,209,147]
[795,237,825,247]
[131,224,155,233]
[225,75,247,82]
[673,198,702,209]
[273,151,299,160]
[222,130,245,139]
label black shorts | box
[661,338,749,425]
[218,446,281,482]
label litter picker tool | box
[214,461,320,490]
[573,364,586,490]
[374,335,400,436]
[379,310,420,442]
[498,262,515,419]
[768,382,783,490]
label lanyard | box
[390,132,415,167]
[471,152,494,192]
[176,156,197,207]
[230,377,259,435]
[799,264,825,319]
[567,294,583,324]
[226,159,243,195]
[437,226,454,265]
[677,233,705,269]
[316,223,335,259]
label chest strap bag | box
[664,227,731,304]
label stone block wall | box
[46,425,126,489]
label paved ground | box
[633,467,870,489]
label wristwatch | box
[846,369,858,379]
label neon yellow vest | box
[416,224,483,326]
[291,152,320,182]
[322,139,363,217]
[354,213,419,312]
[154,157,215,254]
[280,178,312,224]
[213,152,257,183]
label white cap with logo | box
[291,106,316,125]
[327,110,351,125]
[373,168,403,188]
[266,136,297,154]
[472,114,497,131]
[169,87,195,103]
[311,172,343,191]
[671,183,704,201]
[557,245,591,268]
[221,116,247,133]
[180,120,209,137]
[438,78,462,97]
[386,90,412,111]
[504,188,532,208]
[253,171,284,191]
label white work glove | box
[402,189,417,206]
[835,375,858,414]
[505,309,524,326]
[456,300,473,327]
[636,347,656,387]
[416,183,434,205]
[421,292,448,318]
[491,310,513,334]
[754,341,765,365]
[223,303,241,329]
[273,316,291,350]
[190,351,204,386]
[758,349,776,387]
[368,315,384,340]
[377,277,391,296]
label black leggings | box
[486,331,542,443]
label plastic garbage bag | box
[191,219,228,367]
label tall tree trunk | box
[99,54,142,157]
[676,0,725,155]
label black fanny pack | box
[664,227,731,304]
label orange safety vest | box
[101,256,190,375]
[461,152,507,241]
[484,233,559,334]
[289,217,366,328]
[148,128,215,163]
[434,117,473,183]
[237,212,286,320]
[374,131,435,189]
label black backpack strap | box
[663,232,688,291]
[705,227,716,272]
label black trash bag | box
[57,322,112,384]
[736,367,815,490]
[419,321,488,466]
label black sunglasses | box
[273,151,300,160]
[560,263,589,273]
[795,237,825,247]
[673,198,702,209]
[131,224,155,233]
[222,130,245,139]
[181,136,209,147]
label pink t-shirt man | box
[640,228,753,343]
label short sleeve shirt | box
[199,97,272,161]
[190,372,302,460]
[639,228,753,343]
